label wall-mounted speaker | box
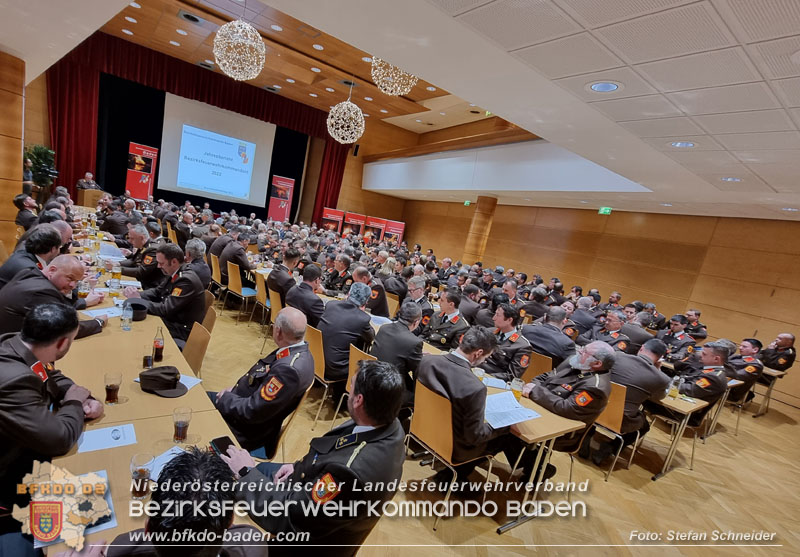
[353,144,360,157]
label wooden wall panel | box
[590,258,697,300]
[534,207,607,232]
[23,73,50,147]
[604,211,717,245]
[0,53,24,258]
[712,218,800,255]
[0,88,23,139]
[298,136,323,224]
[0,52,24,95]
[0,134,22,182]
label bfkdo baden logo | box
[30,502,63,542]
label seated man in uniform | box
[13,193,37,231]
[184,238,211,290]
[212,308,314,456]
[318,282,375,382]
[591,339,670,464]
[219,231,254,288]
[0,304,103,554]
[643,302,667,330]
[598,291,622,312]
[371,301,423,411]
[0,224,62,291]
[759,333,795,373]
[571,296,598,335]
[322,253,353,295]
[405,276,433,335]
[726,338,763,402]
[482,303,532,381]
[123,243,205,345]
[223,360,406,556]
[351,266,390,318]
[521,306,576,368]
[518,341,616,477]
[268,248,301,306]
[459,284,481,324]
[285,263,325,327]
[656,314,696,368]
[116,223,163,290]
[421,288,470,351]
[684,308,708,341]
[621,311,656,355]
[576,309,631,352]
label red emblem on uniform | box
[37,262,43,270]
[743,356,754,362]
[564,327,575,337]
[260,377,284,401]
[520,309,526,317]
[143,255,154,265]
[451,315,460,324]
[277,348,290,359]
[745,365,757,373]
[617,341,627,351]
[520,354,530,368]
[30,502,62,542]
[778,357,787,365]
[696,377,711,388]
[312,473,340,504]
[298,262,305,269]
[345,279,353,286]
[171,287,182,296]
[31,361,48,382]
[370,289,378,300]
[509,333,519,342]
[610,331,619,338]
[421,315,430,326]
[575,391,593,406]
[686,345,694,353]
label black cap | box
[139,366,187,398]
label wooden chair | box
[385,292,399,318]
[209,254,225,303]
[250,382,314,463]
[329,345,376,430]
[645,327,658,336]
[407,382,495,530]
[166,222,178,244]
[307,326,346,430]
[521,351,553,383]
[593,383,632,481]
[261,284,284,352]
[183,322,211,377]
[203,290,215,313]
[202,306,217,334]
[246,243,259,254]
[0,240,9,266]
[249,271,271,329]
[224,261,257,324]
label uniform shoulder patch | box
[143,255,154,265]
[312,472,341,504]
[260,377,284,401]
[617,341,627,351]
[745,365,758,373]
[31,361,48,382]
[686,345,694,353]
[509,333,519,342]
[421,315,430,326]
[371,289,379,299]
[575,391,593,407]
[519,309,526,317]
[277,348,290,359]
[170,287,183,296]
[450,315,460,324]
[778,357,787,365]
[520,354,530,368]
[696,377,711,388]
[564,327,575,337]
[345,279,353,286]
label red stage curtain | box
[48,32,345,208]
[47,60,99,198]
[312,140,351,226]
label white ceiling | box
[264,0,800,220]
[0,0,131,83]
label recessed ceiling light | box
[671,141,695,148]
[122,29,133,35]
[469,103,476,107]
[364,96,373,101]
[312,44,324,50]
[286,78,295,83]
[272,85,281,89]
[439,112,446,116]
[524,198,531,201]
[176,29,188,35]
[426,86,436,92]
[205,59,214,65]
[781,207,799,212]
[170,40,180,46]
[270,24,283,31]
[310,67,321,73]
[660,203,673,207]
[364,114,370,117]
[362,56,372,62]
[415,119,422,123]
[125,16,137,23]
[380,109,388,113]
[589,81,620,92]
[129,1,141,7]
[309,93,318,97]
[325,87,334,92]
[721,177,742,182]
[579,200,588,204]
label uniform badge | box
[36,262,43,270]
[610,332,619,338]
[144,255,154,265]
[421,315,430,326]
[260,377,284,401]
[743,356,755,362]
[441,337,448,344]
[509,333,519,342]
[298,261,305,269]
[312,473,340,504]
[564,327,575,338]
[520,354,530,368]
[561,383,574,391]
[778,357,787,365]
[371,289,379,300]
[617,341,627,351]
[335,433,357,449]
[745,365,758,373]
[171,287,182,296]
[519,309,526,317]
[686,345,694,353]
[575,391,593,406]
[345,279,353,286]
[30,502,62,542]
[451,315,460,324]
[277,348,290,359]
[31,361,48,382]
[696,377,711,388]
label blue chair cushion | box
[242,287,257,297]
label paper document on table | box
[484,391,540,429]
[120,280,142,288]
[82,307,123,319]
[370,315,393,327]
[151,447,186,481]
[77,424,137,453]
[482,376,508,389]
[99,243,124,258]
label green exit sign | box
[464,200,471,206]
[598,207,612,215]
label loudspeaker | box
[353,144,360,157]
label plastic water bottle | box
[668,375,681,398]
[121,304,133,331]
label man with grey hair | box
[438,257,456,284]
[318,282,375,382]
[185,238,211,289]
[212,307,314,455]
[576,309,631,352]
[621,311,656,354]
[521,306,576,368]
[572,296,598,335]
[116,223,162,290]
[643,302,667,330]
[519,287,549,320]
[371,301,423,408]
[175,211,193,249]
[406,275,433,336]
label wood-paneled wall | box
[402,201,800,405]
[0,51,25,251]
[24,73,49,148]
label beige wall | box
[0,51,25,251]
[401,201,800,406]
[24,73,49,148]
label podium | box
[77,188,104,208]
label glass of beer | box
[173,407,192,443]
[104,372,122,404]
[109,279,121,299]
[472,367,485,381]
[111,263,122,281]
[130,453,154,499]
[510,378,524,401]
[77,281,90,299]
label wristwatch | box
[237,465,252,478]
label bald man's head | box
[50,220,73,245]
[44,255,84,294]
[274,307,307,343]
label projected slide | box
[176,125,257,200]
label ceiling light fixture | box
[312,44,324,50]
[122,29,133,35]
[270,24,282,31]
[309,93,318,97]
[781,207,799,212]
[310,67,321,73]
[589,81,620,92]
[213,19,265,81]
[125,16,137,23]
[272,85,281,89]
[660,203,673,207]
[129,1,141,7]
[426,86,436,92]
[371,57,418,96]
[362,56,372,63]
[286,78,295,83]
[176,29,188,35]
[671,141,695,148]
[327,81,365,144]
[205,59,214,65]
[380,109,388,113]
[439,112,446,116]
[325,87,335,92]
[364,96,373,101]
[721,177,742,182]
[169,40,180,46]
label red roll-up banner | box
[343,212,366,237]
[321,207,344,233]
[125,142,158,200]
[364,216,386,242]
[384,220,405,244]
[267,175,295,222]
